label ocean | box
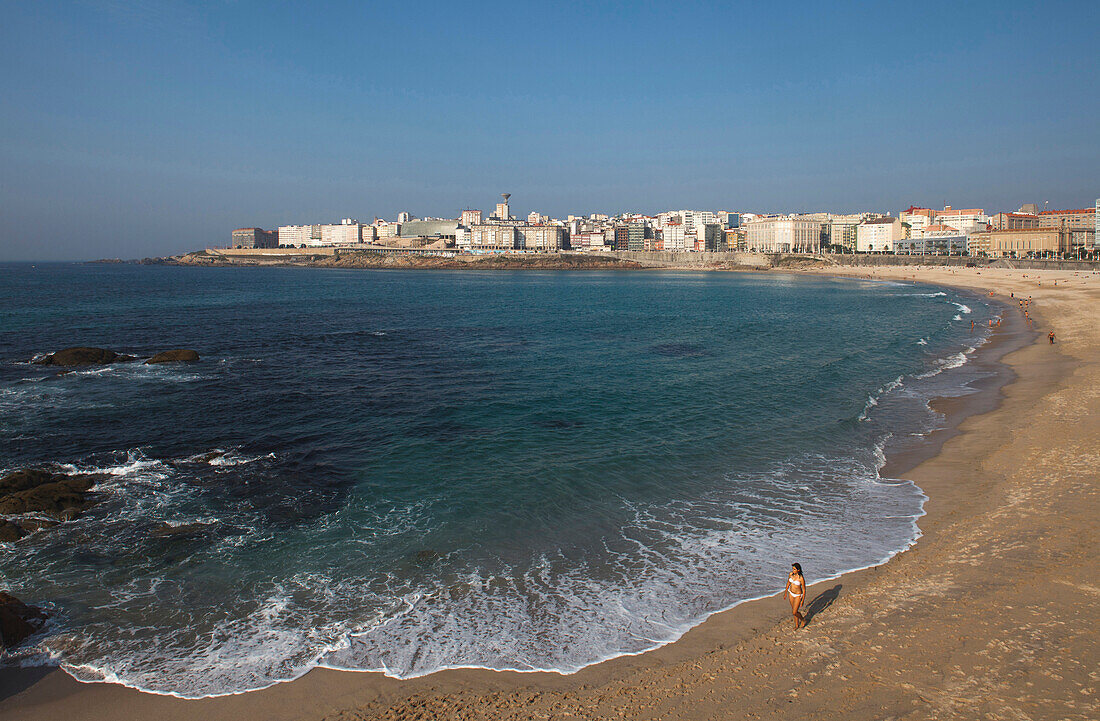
[0,263,997,697]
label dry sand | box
[2,266,1097,720]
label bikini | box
[788,574,804,597]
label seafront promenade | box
[2,266,1096,721]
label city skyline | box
[1,0,1098,261]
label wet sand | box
[2,266,1097,720]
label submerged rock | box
[145,349,200,364]
[32,347,137,366]
[0,468,102,518]
[0,520,27,542]
[0,592,48,650]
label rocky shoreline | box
[2,346,202,652]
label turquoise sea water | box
[0,265,995,697]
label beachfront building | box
[277,224,320,247]
[469,224,517,252]
[231,227,278,249]
[517,225,565,251]
[320,220,363,246]
[745,217,821,253]
[660,222,688,251]
[856,217,904,253]
[895,233,968,255]
[980,228,1070,258]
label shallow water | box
[0,264,995,697]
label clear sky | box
[1,0,1097,260]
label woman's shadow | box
[803,584,842,626]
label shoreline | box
[2,267,1096,720]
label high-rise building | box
[660,222,687,251]
[460,209,483,227]
[613,225,629,251]
[493,193,512,221]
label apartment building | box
[1038,208,1096,230]
[231,228,278,249]
[470,224,517,251]
[517,225,564,251]
[277,224,320,247]
[746,217,821,253]
[661,222,688,251]
[320,221,362,246]
[935,206,989,235]
[855,217,904,252]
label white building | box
[320,220,362,246]
[899,207,936,237]
[935,206,989,235]
[277,224,326,246]
[745,217,821,253]
[375,221,400,238]
[660,222,688,251]
[856,217,904,252]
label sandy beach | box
[2,265,1097,721]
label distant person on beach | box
[1049,331,1055,344]
[786,563,806,630]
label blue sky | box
[1,0,1097,260]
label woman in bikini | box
[786,563,806,630]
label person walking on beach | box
[786,563,806,630]
[1049,331,1056,344]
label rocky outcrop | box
[0,520,27,542]
[145,349,200,364]
[32,347,136,367]
[0,592,48,650]
[0,468,102,519]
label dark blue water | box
[0,264,995,697]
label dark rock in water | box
[32,347,137,366]
[415,549,442,564]
[0,468,102,518]
[0,520,27,542]
[0,592,48,650]
[15,518,59,533]
[145,349,200,364]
